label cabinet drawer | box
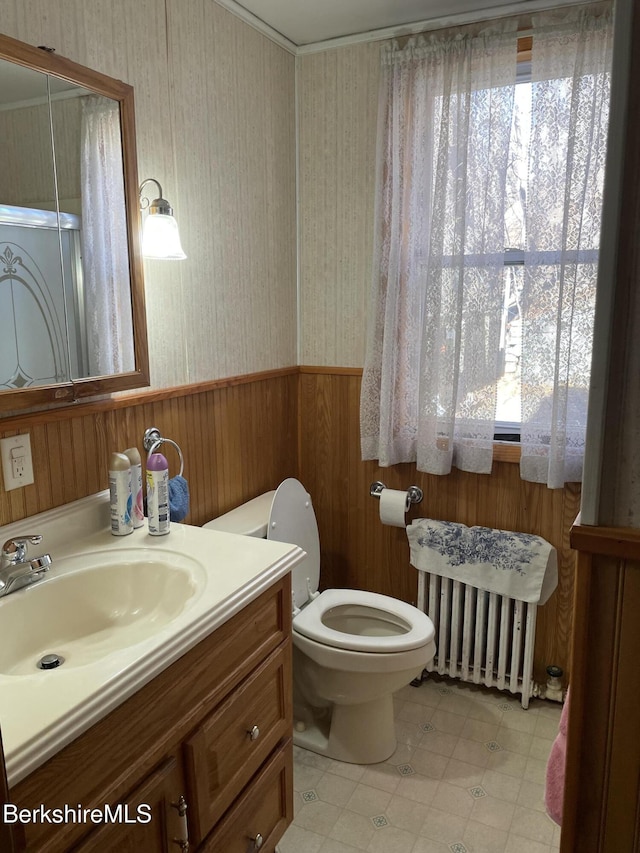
[185,643,292,844]
[200,740,293,853]
[70,756,187,853]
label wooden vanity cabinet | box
[9,576,293,853]
[184,643,291,845]
[71,755,188,853]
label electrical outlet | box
[1,434,34,491]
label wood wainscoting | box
[298,368,581,685]
[0,368,299,529]
[562,522,640,852]
[0,366,579,685]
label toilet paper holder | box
[370,481,423,505]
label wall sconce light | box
[139,178,186,260]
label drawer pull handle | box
[171,794,188,818]
[248,725,260,741]
[253,833,264,849]
[171,794,189,852]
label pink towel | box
[545,687,569,825]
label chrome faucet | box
[0,535,52,598]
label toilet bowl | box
[204,478,436,764]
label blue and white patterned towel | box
[407,518,558,604]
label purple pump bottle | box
[146,452,169,535]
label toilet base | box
[294,692,396,764]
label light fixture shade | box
[141,212,186,260]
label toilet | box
[204,478,436,764]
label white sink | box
[0,550,205,676]
[0,491,305,787]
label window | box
[361,7,613,487]
[496,61,530,437]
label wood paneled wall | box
[0,370,298,530]
[563,523,640,851]
[0,367,579,685]
[298,370,581,684]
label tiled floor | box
[278,676,562,853]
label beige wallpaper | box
[0,97,82,208]
[0,0,297,390]
[297,42,381,367]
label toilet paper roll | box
[379,489,410,527]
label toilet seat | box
[267,478,321,611]
[293,588,435,653]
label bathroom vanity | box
[0,493,303,852]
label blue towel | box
[169,475,190,522]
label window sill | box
[493,441,521,463]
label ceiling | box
[228,0,568,46]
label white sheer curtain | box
[360,21,518,474]
[520,4,613,487]
[80,95,134,377]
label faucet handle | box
[2,535,43,563]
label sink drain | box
[37,653,65,670]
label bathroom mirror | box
[0,33,149,412]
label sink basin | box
[0,549,206,676]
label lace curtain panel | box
[81,95,134,377]
[360,21,519,476]
[520,6,613,487]
[360,4,612,487]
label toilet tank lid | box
[203,491,276,538]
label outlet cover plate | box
[1,434,35,491]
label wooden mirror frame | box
[0,32,149,412]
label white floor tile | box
[329,809,375,850]
[469,794,516,832]
[367,824,417,853]
[316,772,360,806]
[481,768,522,804]
[418,729,460,758]
[499,710,538,734]
[327,758,367,782]
[295,799,343,835]
[386,793,432,834]
[510,805,556,845]
[529,735,554,761]
[397,719,428,747]
[420,806,468,844]
[429,708,467,736]
[451,737,493,768]
[360,762,403,794]
[395,772,440,805]
[461,717,500,744]
[411,747,451,779]
[399,700,436,725]
[534,714,562,740]
[320,836,366,853]
[486,748,528,779]
[441,758,485,789]
[345,783,393,818]
[523,756,548,785]
[278,823,325,853]
[495,725,533,755]
[430,781,475,818]
[282,682,560,853]
[463,818,509,853]
[517,779,547,812]
[505,833,553,853]
[410,836,451,852]
[295,763,325,792]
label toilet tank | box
[203,491,275,538]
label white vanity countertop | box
[0,493,304,787]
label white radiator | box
[417,571,537,709]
